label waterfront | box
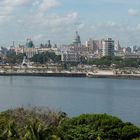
[0,76,140,126]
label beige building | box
[15,45,38,58]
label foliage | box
[0,108,140,140]
[58,114,140,140]
[4,51,140,68]
[0,107,63,140]
[30,52,61,64]
[5,52,25,64]
[85,56,140,68]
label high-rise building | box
[114,40,121,51]
[101,38,115,56]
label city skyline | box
[0,0,140,47]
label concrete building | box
[15,45,38,58]
[85,38,93,48]
[123,47,132,54]
[101,38,115,56]
[114,40,121,51]
[23,47,38,58]
[61,52,80,62]
[124,53,140,59]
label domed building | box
[73,31,81,47]
[26,39,34,48]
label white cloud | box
[0,0,34,17]
[32,34,45,41]
[0,15,13,25]
[1,0,140,46]
[0,0,61,23]
[32,12,78,27]
[1,0,30,6]
[136,24,140,29]
[96,0,139,4]
[128,8,139,16]
[88,21,140,46]
[0,1,40,24]
[39,0,61,12]
[33,0,40,7]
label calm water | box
[0,76,140,126]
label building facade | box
[101,38,115,56]
[61,52,80,62]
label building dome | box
[73,31,81,46]
[26,39,34,48]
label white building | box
[15,45,38,58]
[124,53,140,59]
[23,47,38,58]
[85,38,93,48]
[61,52,80,62]
[101,38,115,57]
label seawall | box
[87,74,140,80]
[0,72,140,79]
[0,72,87,77]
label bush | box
[0,108,140,140]
[58,114,140,140]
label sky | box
[0,0,140,47]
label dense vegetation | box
[59,114,140,140]
[3,52,61,65]
[85,56,140,68]
[0,107,140,140]
[30,52,61,64]
[5,52,25,64]
[3,51,140,68]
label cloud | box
[95,0,140,4]
[88,21,140,46]
[0,0,34,17]
[39,0,61,12]
[33,0,40,7]
[32,12,78,27]
[128,8,139,16]
[32,34,45,41]
[0,15,13,25]
[0,0,31,6]
[1,0,140,47]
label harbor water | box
[0,76,140,126]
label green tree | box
[58,114,140,140]
[31,52,61,64]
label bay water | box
[0,76,140,126]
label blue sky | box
[0,0,140,47]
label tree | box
[58,114,140,140]
[5,52,25,64]
[30,52,61,64]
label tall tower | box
[73,31,81,47]
[48,40,52,48]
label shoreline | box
[0,72,87,78]
[1,71,140,79]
